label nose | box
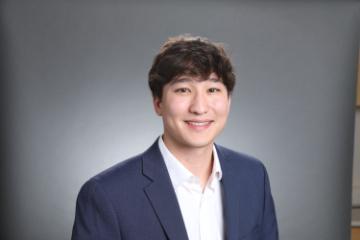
[189,91,208,115]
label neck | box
[162,136,214,188]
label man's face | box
[153,72,231,151]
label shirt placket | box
[200,186,217,240]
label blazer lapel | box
[216,145,256,240]
[142,140,189,240]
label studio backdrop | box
[1,1,359,240]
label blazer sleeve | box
[260,166,279,240]
[71,179,121,240]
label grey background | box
[1,1,359,240]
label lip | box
[184,120,213,130]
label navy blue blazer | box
[72,140,278,240]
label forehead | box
[170,73,221,85]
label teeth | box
[187,121,210,126]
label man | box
[72,35,278,240]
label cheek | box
[163,98,189,117]
[211,98,231,116]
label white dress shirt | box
[158,137,224,240]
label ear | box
[153,97,163,116]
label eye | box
[174,88,191,94]
[208,88,220,93]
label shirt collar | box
[212,144,223,180]
[158,136,222,190]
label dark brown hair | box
[148,34,236,99]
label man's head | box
[148,34,235,100]
[148,34,236,151]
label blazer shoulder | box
[79,152,148,196]
[216,144,263,165]
[97,153,143,180]
[216,144,267,175]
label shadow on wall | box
[0,3,11,239]
[0,3,16,239]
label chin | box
[185,132,218,145]
[182,138,214,149]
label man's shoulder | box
[97,153,144,181]
[80,151,148,195]
[215,144,266,175]
[216,144,263,164]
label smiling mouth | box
[185,121,213,127]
